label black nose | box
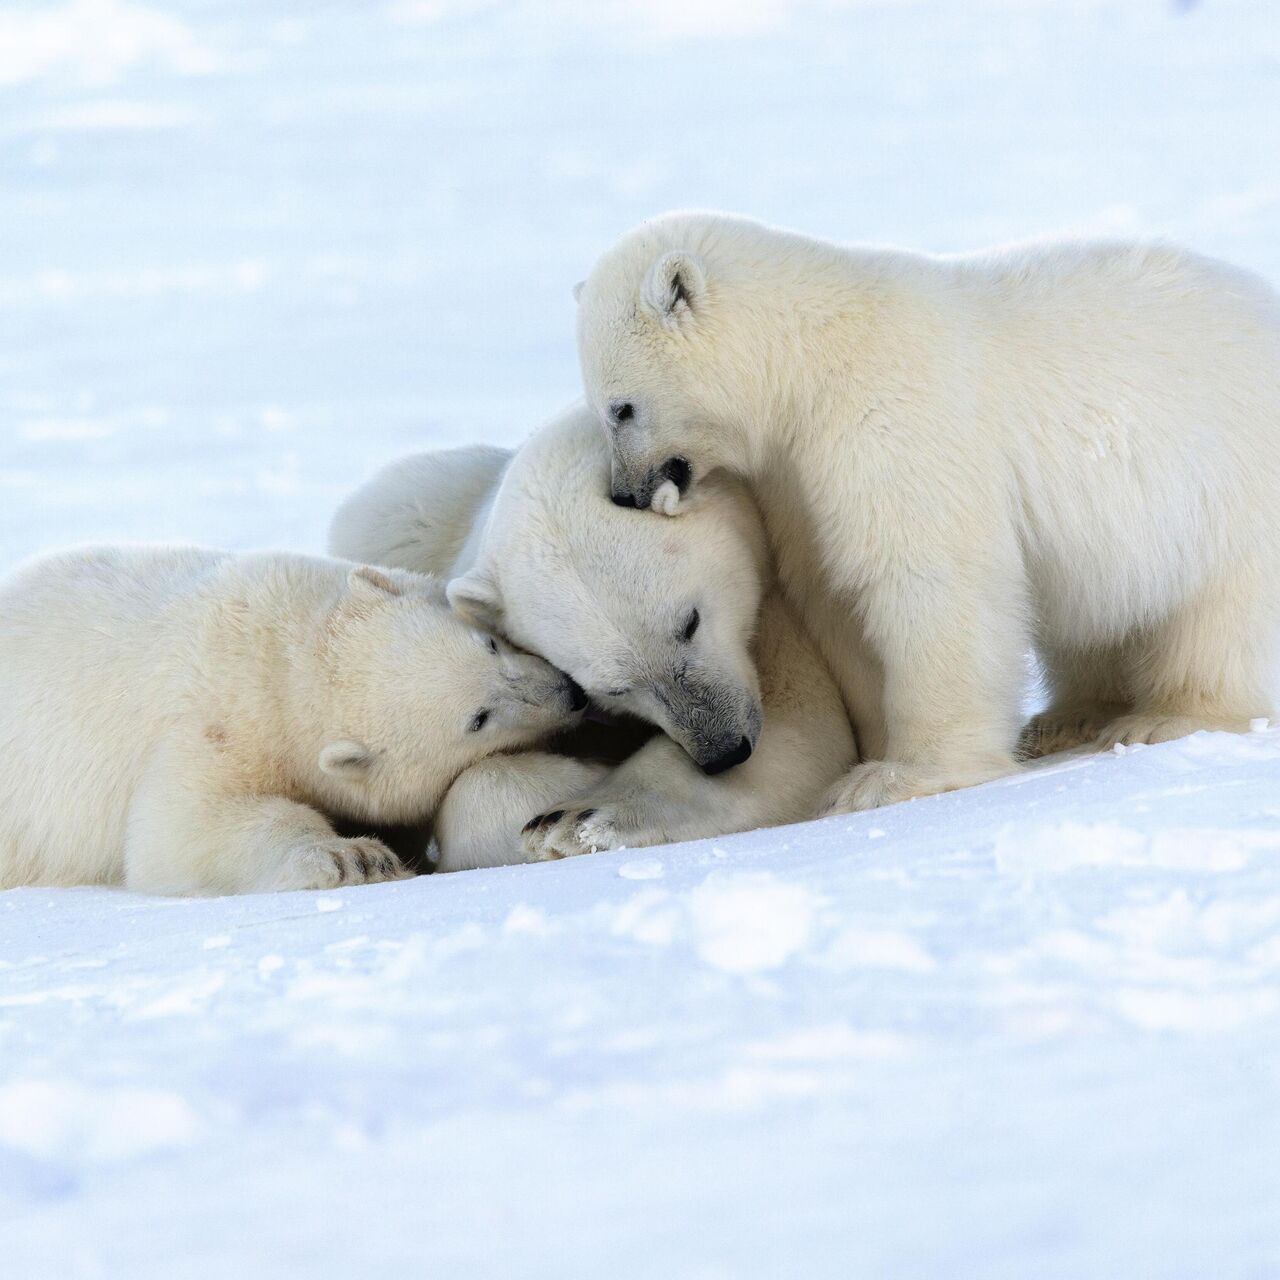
[699,736,754,776]
[661,457,692,494]
[610,490,638,508]
[566,678,588,711]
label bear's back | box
[0,546,229,887]
[330,444,512,577]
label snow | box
[3,732,1280,1276]
[2,1,1279,1276]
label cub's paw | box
[521,805,627,861]
[1095,712,1248,750]
[276,836,411,891]
[820,757,1016,815]
[1018,704,1122,759]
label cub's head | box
[447,413,768,775]
[575,213,760,515]
[317,565,586,820]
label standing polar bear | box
[575,211,1280,812]
[329,404,856,866]
[0,548,583,894]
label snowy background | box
[2,1,1279,1276]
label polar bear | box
[329,403,856,862]
[0,547,584,894]
[574,211,1280,813]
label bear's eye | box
[610,401,634,425]
[469,710,490,733]
[487,637,498,655]
[681,608,700,642]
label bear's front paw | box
[820,761,917,814]
[821,757,1015,815]
[521,805,622,860]
[275,836,412,891]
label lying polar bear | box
[0,548,583,894]
[329,403,856,867]
[576,211,1280,812]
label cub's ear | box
[572,280,585,303]
[642,251,705,326]
[446,567,503,631]
[319,740,376,779]
[348,565,404,598]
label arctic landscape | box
[2,2,1279,1276]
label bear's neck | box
[703,228,935,476]
[194,559,341,797]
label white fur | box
[0,548,582,894]
[431,752,609,872]
[330,404,856,863]
[575,211,1280,811]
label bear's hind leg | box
[1096,562,1276,749]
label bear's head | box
[575,211,770,515]
[316,565,587,820]
[447,408,767,775]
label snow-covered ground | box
[2,1,1279,1276]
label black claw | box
[577,809,597,822]
[354,847,372,879]
[330,851,348,885]
[522,817,541,834]
[541,810,565,827]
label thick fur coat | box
[575,211,1280,811]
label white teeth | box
[652,479,683,517]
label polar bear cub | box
[576,211,1280,813]
[0,547,583,894]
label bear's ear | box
[642,251,705,326]
[319,739,376,779]
[446,567,503,631]
[348,565,404,598]
[572,280,585,303]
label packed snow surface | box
[2,1,1279,1276]
[4,732,1280,1277]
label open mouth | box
[659,456,692,495]
[610,457,693,510]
